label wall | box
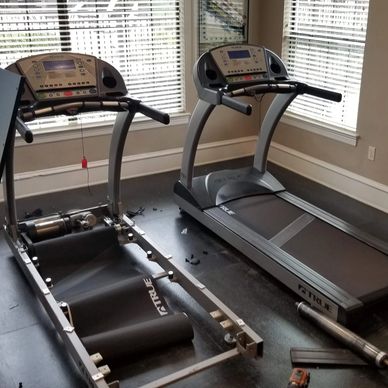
[258,0,388,186]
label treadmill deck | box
[205,194,388,311]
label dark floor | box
[1,158,388,388]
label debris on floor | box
[9,303,19,310]
[126,206,145,217]
[24,208,43,219]
[185,254,200,265]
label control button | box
[64,90,73,96]
[89,88,97,94]
[244,75,253,81]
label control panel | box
[210,45,268,84]
[194,44,289,93]
[7,52,127,106]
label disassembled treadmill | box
[174,43,388,324]
[2,52,263,387]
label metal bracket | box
[63,325,75,333]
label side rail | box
[122,214,263,387]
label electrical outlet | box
[368,146,376,161]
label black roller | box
[82,313,194,363]
[32,227,122,281]
[67,275,172,337]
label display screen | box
[43,60,76,71]
[227,49,250,59]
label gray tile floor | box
[1,158,388,387]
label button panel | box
[211,45,268,82]
[16,53,97,101]
[36,87,96,101]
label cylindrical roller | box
[297,302,388,368]
[68,275,172,337]
[82,313,194,363]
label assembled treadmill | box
[174,44,388,324]
[1,52,263,387]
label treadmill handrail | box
[225,81,342,103]
[20,98,170,125]
[15,116,33,143]
[221,94,252,115]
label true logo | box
[143,277,168,316]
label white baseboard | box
[1,136,257,201]
[3,136,388,214]
[269,141,388,214]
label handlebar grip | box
[15,117,33,143]
[301,84,342,102]
[137,102,170,125]
[221,95,252,115]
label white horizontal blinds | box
[199,0,248,53]
[67,0,184,113]
[282,0,369,130]
[0,1,184,130]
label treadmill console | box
[210,45,268,84]
[7,52,127,106]
[195,44,289,92]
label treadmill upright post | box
[3,133,18,240]
[107,109,136,218]
[180,99,215,189]
[253,92,298,173]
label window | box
[0,0,185,130]
[282,0,369,131]
[198,0,249,54]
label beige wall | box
[257,0,388,185]
[13,1,262,174]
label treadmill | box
[2,52,263,387]
[174,43,388,324]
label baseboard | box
[0,136,257,201]
[3,137,388,214]
[269,141,388,214]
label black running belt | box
[32,226,194,361]
[32,227,121,280]
[66,275,172,337]
[68,275,194,362]
[82,313,194,362]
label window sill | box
[15,113,191,147]
[280,113,359,147]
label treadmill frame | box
[2,76,263,386]
[175,91,388,324]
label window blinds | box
[0,1,185,130]
[282,0,369,130]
